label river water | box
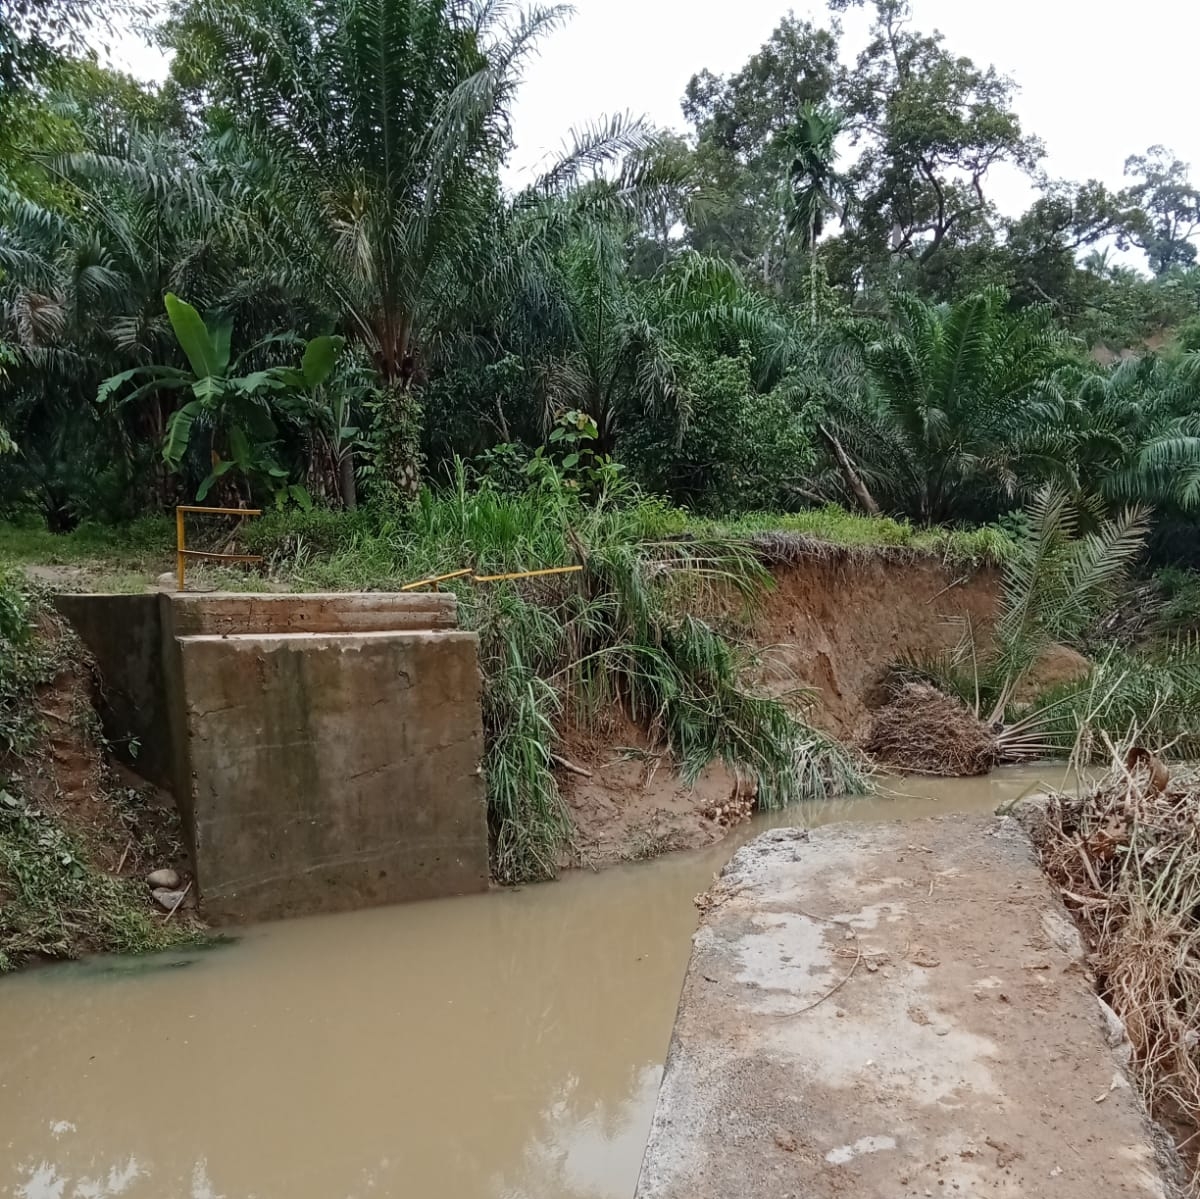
[0,765,1075,1199]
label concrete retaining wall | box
[53,593,173,787]
[57,591,489,924]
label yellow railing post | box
[176,506,186,592]
[174,505,263,592]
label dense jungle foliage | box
[1,0,1199,545]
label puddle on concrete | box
[0,763,1075,1199]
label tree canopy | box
[1,0,1199,553]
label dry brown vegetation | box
[1036,746,1200,1178]
[864,682,1000,776]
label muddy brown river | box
[0,765,1074,1199]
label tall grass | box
[1027,639,1200,762]
[252,465,870,882]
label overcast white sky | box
[113,0,1200,212]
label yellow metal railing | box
[399,568,473,592]
[401,564,583,591]
[175,505,262,591]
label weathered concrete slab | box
[175,629,488,923]
[57,590,490,924]
[168,591,457,636]
[636,816,1183,1199]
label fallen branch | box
[550,753,593,779]
[780,943,863,1016]
[114,838,133,876]
[163,880,193,922]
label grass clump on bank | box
[0,790,192,971]
[691,505,1014,566]
[0,517,174,569]
[0,570,202,970]
[252,465,871,882]
[1036,746,1200,1167]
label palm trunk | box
[818,424,879,515]
[810,212,819,329]
[339,452,357,511]
[374,315,422,499]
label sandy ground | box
[636,815,1184,1199]
[559,720,749,867]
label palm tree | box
[905,486,1148,760]
[784,103,843,327]
[168,0,652,494]
[1066,352,1200,512]
[823,288,1069,523]
[1,103,272,516]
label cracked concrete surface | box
[635,816,1185,1199]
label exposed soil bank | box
[756,555,1000,740]
[636,816,1183,1199]
[0,608,200,969]
[563,555,1086,865]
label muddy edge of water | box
[0,765,1077,1199]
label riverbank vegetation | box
[3,0,1200,881]
[1037,748,1200,1174]
[0,571,201,969]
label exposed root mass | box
[864,682,999,776]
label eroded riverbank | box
[0,766,1071,1199]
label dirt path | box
[635,815,1184,1198]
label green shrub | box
[0,789,196,971]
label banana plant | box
[99,293,344,506]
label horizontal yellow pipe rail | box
[179,550,263,562]
[177,505,262,516]
[400,569,473,592]
[472,565,584,584]
[400,564,585,590]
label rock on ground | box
[635,816,1184,1199]
[150,887,192,912]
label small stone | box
[151,887,191,911]
[774,1131,797,1152]
[1097,996,1128,1049]
[146,868,180,889]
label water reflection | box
[0,765,1066,1199]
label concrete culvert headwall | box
[55,591,489,924]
